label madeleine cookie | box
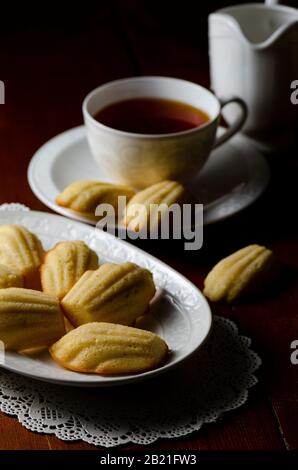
[41,240,99,300]
[0,264,23,289]
[203,244,278,302]
[61,262,156,327]
[56,180,135,218]
[0,288,65,351]
[50,322,168,375]
[0,224,44,288]
[123,180,185,232]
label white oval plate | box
[0,210,212,387]
[28,126,270,226]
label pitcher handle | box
[213,97,247,149]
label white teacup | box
[83,76,247,188]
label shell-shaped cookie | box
[56,180,135,218]
[203,244,278,302]
[61,262,156,327]
[0,288,65,351]
[0,225,44,288]
[41,241,99,300]
[50,322,168,375]
[0,264,24,289]
[123,180,185,232]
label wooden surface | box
[0,1,297,451]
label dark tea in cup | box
[93,97,210,135]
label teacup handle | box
[213,97,247,149]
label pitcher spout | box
[209,3,298,50]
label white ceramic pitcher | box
[209,3,298,150]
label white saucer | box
[28,126,270,225]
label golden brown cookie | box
[123,180,185,232]
[56,180,135,219]
[203,244,278,302]
[61,262,156,327]
[0,288,65,351]
[0,264,23,289]
[0,225,44,288]
[41,240,99,299]
[50,322,168,375]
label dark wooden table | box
[0,1,297,451]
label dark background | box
[0,0,297,139]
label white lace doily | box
[0,204,261,447]
[0,316,261,447]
